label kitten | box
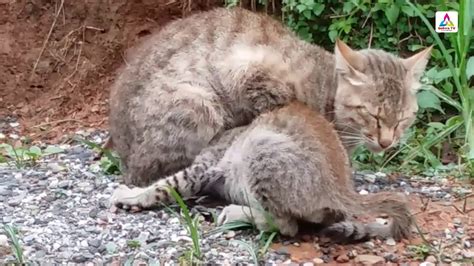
[109,7,431,186]
[110,102,412,241]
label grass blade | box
[260,231,278,257]
[3,224,24,264]
[205,220,253,236]
[231,240,259,265]
[167,187,201,259]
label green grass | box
[230,239,260,264]
[126,239,141,249]
[78,138,122,175]
[3,224,25,264]
[207,201,280,262]
[166,187,202,262]
[403,0,473,173]
[0,143,64,169]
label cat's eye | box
[353,106,368,113]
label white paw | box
[217,204,253,225]
[109,184,149,209]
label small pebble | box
[464,240,471,248]
[348,249,358,258]
[276,247,290,256]
[362,241,375,249]
[425,255,437,263]
[420,262,435,266]
[462,250,473,259]
[0,235,8,246]
[312,258,324,264]
[336,254,349,263]
[359,189,369,195]
[225,230,236,239]
[385,237,396,246]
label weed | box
[0,143,64,169]
[166,187,202,261]
[403,0,473,171]
[231,239,260,265]
[126,240,141,249]
[78,138,122,175]
[223,0,473,176]
[407,243,432,260]
[208,197,280,261]
[258,231,278,258]
[3,224,25,264]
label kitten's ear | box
[334,39,365,73]
[334,39,367,86]
[402,46,433,80]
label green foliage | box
[126,240,141,249]
[3,224,25,264]
[79,138,122,175]
[281,0,452,52]
[166,187,202,261]
[0,143,64,169]
[230,240,260,265]
[261,0,474,174]
[356,0,474,174]
[407,243,432,260]
[223,0,473,174]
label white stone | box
[53,242,61,251]
[312,258,324,264]
[374,172,386,177]
[363,174,376,183]
[169,217,180,224]
[0,235,8,247]
[385,237,396,246]
[48,179,59,189]
[420,262,435,266]
[464,240,471,248]
[359,189,369,195]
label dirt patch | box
[270,194,474,264]
[0,0,221,142]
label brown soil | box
[271,194,474,264]
[0,0,221,142]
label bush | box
[227,0,474,176]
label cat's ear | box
[402,46,433,80]
[334,39,367,86]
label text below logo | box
[435,11,458,33]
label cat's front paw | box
[217,204,253,225]
[109,184,151,211]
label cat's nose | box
[378,139,392,149]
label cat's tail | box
[323,191,413,242]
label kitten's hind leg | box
[110,162,212,210]
[217,204,298,236]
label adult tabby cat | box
[109,7,432,186]
[110,102,412,241]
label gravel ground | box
[0,130,472,265]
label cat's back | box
[124,7,294,71]
[258,102,351,181]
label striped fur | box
[111,103,413,242]
[109,7,431,186]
